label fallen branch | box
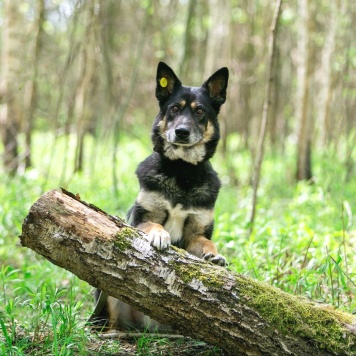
[20,189,356,355]
[99,332,185,340]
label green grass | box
[0,131,355,354]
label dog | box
[92,62,229,332]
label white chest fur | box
[163,142,206,165]
[162,203,189,243]
[136,190,213,242]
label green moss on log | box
[115,226,139,251]
[173,263,226,288]
[237,275,356,354]
[169,247,227,288]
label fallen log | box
[20,189,356,355]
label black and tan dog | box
[93,62,229,332]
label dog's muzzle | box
[166,123,202,147]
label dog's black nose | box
[175,126,190,139]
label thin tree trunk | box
[20,189,356,355]
[179,0,196,80]
[1,0,24,174]
[342,2,355,182]
[227,0,255,149]
[74,0,97,173]
[249,0,282,232]
[24,0,45,169]
[268,44,281,149]
[296,0,313,181]
[204,0,229,79]
[111,2,150,199]
[318,0,338,147]
[43,8,81,189]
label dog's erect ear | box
[202,67,229,106]
[156,62,182,104]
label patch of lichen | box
[114,226,139,251]
[236,275,356,354]
[168,250,227,289]
[171,246,188,258]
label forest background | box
[0,0,355,354]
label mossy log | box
[20,189,356,355]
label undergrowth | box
[0,132,355,354]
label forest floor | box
[86,335,225,355]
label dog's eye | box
[172,106,179,113]
[196,108,204,116]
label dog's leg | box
[106,297,156,331]
[136,221,171,250]
[186,236,227,266]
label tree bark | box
[20,189,356,355]
[24,0,45,169]
[249,0,282,232]
[73,0,97,173]
[296,0,313,181]
[1,0,24,174]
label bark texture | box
[250,0,282,231]
[296,0,313,181]
[20,190,356,355]
[1,0,24,174]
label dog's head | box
[152,62,229,165]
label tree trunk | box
[20,189,356,355]
[228,0,256,148]
[179,0,196,81]
[318,0,338,147]
[111,3,150,199]
[296,0,313,181]
[74,0,98,173]
[24,0,45,169]
[204,0,229,79]
[1,0,24,174]
[249,0,282,232]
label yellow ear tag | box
[160,77,168,88]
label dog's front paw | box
[203,252,227,267]
[148,228,171,250]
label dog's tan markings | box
[137,221,165,235]
[186,235,227,266]
[190,101,197,110]
[157,116,167,134]
[181,209,226,266]
[182,209,214,246]
[107,298,148,330]
[186,235,218,257]
[107,297,120,327]
[202,121,215,142]
[180,99,186,108]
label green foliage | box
[213,140,356,313]
[0,132,355,353]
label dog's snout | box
[175,126,190,140]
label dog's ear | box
[156,62,182,104]
[202,67,229,107]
